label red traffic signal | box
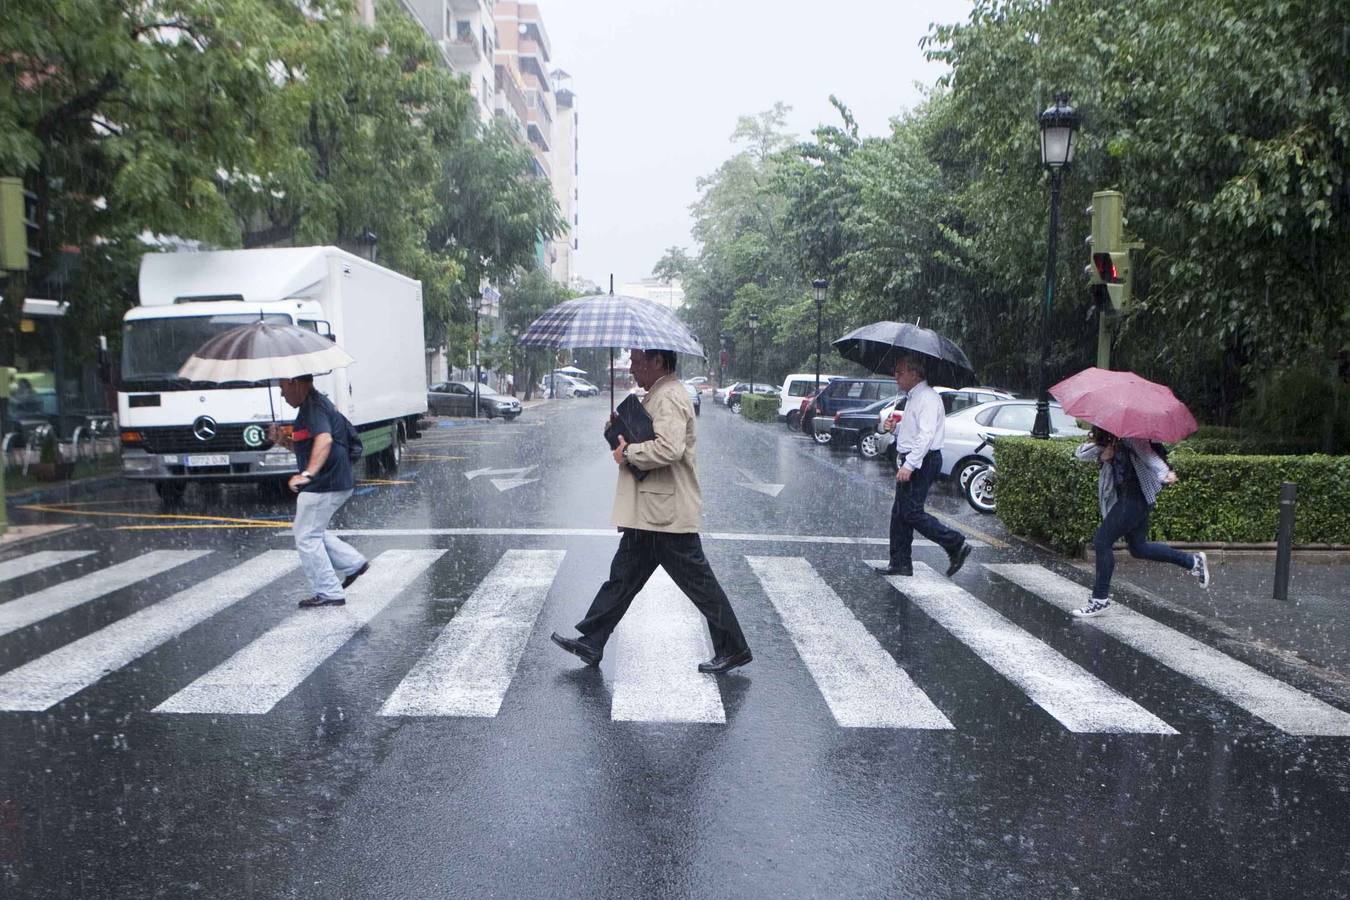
[1092,252,1120,283]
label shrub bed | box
[995,436,1350,554]
[740,394,779,423]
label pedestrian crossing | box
[1,546,1348,737]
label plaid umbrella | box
[518,293,704,408]
[517,294,705,357]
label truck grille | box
[137,424,274,454]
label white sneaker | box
[1073,597,1112,618]
[1191,551,1211,589]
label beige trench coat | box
[610,374,702,533]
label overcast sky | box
[543,0,973,286]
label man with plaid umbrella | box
[550,347,752,675]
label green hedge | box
[741,393,779,422]
[995,437,1350,554]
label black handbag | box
[604,394,656,482]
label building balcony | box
[527,118,551,154]
[445,35,483,68]
[494,63,528,122]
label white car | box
[872,387,1017,461]
[940,399,1085,490]
[778,373,841,425]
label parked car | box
[726,382,779,414]
[427,381,522,419]
[778,373,841,425]
[538,373,598,398]
[806,377,898,444]
[940,399,1085,490]
[872,386,1017,461]
[684,376,713,393]
[683,381,702,415]
[827,395,903,457]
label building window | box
[456,20,472,42]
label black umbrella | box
[832,321,974,387]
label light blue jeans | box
[293,489,365,601]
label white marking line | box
[0,552,299,711]
[611,569,726,724]
[489,478,539,492]
[155,550,445,715]
[0,551,96,586]
[736,467,786,497]
[748,557,951,729]
[877,561,1177,734]
[987,563,1350,736]
[381,550,565,717]
[0,550,210,638]
[323,527,982,549]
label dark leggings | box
[1092,492,1194,599]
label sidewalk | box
[1079,551,1350,684]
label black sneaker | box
[298,595,345,609]
[945,542,972,577]
[342,562,370,590]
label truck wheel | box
[365,452,384,478]
[381,423,405,472]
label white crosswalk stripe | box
[986,563,1350,736]
[877,562,1177,733]
[0,551,96,586]
[0,552,299,711]
[748,556,952,729]
[155,550,445,715]
[381,550,565,717]
[0,550,210,638]
[611,568,726,724]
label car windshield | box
[121,313,291,389]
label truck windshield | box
[121,314,291,389]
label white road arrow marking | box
[736,467,785,497]
[465,465,536,481]
[489,478,539,492]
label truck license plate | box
[185,454,230,467]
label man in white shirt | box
[878,354,971,577]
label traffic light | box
[1085,190,1141,313]
[0,177,39,272]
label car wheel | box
[786,410,801,431]
[812,427,832,445]
[954,457,989,493]
[729,400,742,415]
[966,465,996,513]
[857,429,881,458]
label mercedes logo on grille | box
[192,416,218,441]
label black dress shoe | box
[550,632,602,667]
[698,649,753,674]
[298,595,345,608]
[342,562,370,589]
[945,542,972,577]
[876,563,913,576]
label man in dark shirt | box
[269,375,368,608]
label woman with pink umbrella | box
[1051,368,1212,617]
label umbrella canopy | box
[832,321,974,387]
[518,293,705,357]
[178,321,354,383]
[554,365,588,376]
[1050,367,1198,443]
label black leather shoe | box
[298,595,345,608]
[341,562,370,589]
[550,632,602,667]
[698,649,753,674]
[945,542,972,577]
[876,563,913,576]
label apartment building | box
[402,0,497,122]
[549,69,578,285]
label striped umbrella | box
[518,292,704,407]
[178,321,354,384]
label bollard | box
[1273,482,1297,601]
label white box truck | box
[118,246,427,501]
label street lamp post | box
[812,278,827,393]
[748,313,760,397]
[1032,92,1081,440]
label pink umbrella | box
[1049,367,1198,443]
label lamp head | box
[1039,91,1081,170]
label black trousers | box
[575,528,750,658]
[889,450,966,567]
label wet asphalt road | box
[2,397,1349,898]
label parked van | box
[778,373,841,425]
